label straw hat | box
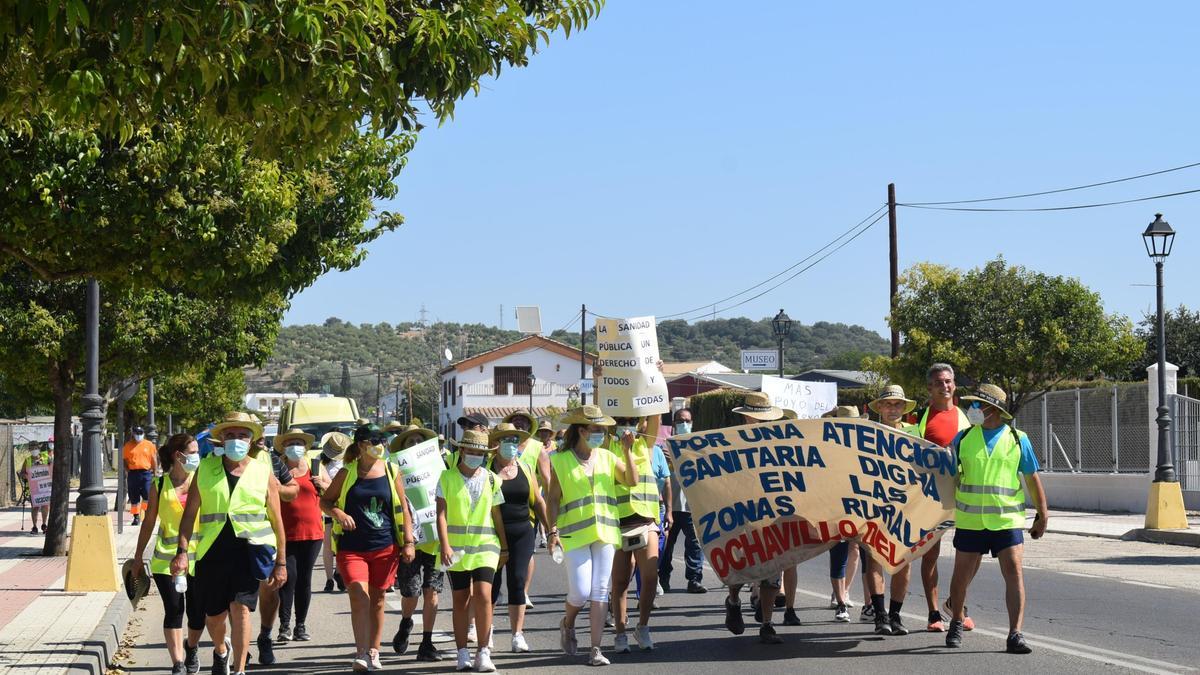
[559,404,616,427]
[868,384,917,415]
[822,405,861,418]
[121,559,152,608]
[319,431,352,460]
[383,420,406,433]
[452,429,492,452]
[781,408,798,420]
[389,426,436,453]
[210,412,264,441]
[355,417,371,426]
[272,428,316,452]
[502,410,538,431]
[488,423,531,447]
[960,383,1013,419]
[537,419,556,434]
[732,391,784,421]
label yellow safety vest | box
[150,476,197,575]
[917,406,971,440]
[517,438,544,480]
[194,455,276,567]
[332,460,406,554]
[551,448,620,552]
[438,468,502,571]
[608,438,659,522]
[954,425,1028,530]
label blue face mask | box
[499,441,519,460]
[179,453,200,473]
[462,453,485,469]
[674,421,693,435]
[223,438,250,461]
[617,425,636,438]
[587,432,606,447]
[285,445,307,462]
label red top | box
[281,466,324,541]
[923,406,963,447]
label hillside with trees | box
[253,316,890,420]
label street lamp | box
[772,309,792,377]
[1143,213,1176,483]
[528,373,536,416]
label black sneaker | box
[212,637,231,675]
[184,642,199,674]
[660,578,671,593]
[393,616,414,654]
[293,624,311,641]
[946,619,964,648]
[171,662,186,675]
[334,571,346,592]
[416,640,443,661]
[889,613,909,636]
[759,622,782,644]
[753,598,763,623]
[874,610,893,636]
[257,633,276,665]
[782,608,801,626]
[1006,632,1032,654]
[773,594,785,608]
[277,624,292,642]
[860,605,875,623]
[724,597,745,635]
[687,581,708,594]
[39,524,47,534]
[131,515,140,526]
[324,578,335,593]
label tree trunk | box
[42,367,75,556]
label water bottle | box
[439,549,461,572]
[551,544,565,565]
[173,574,187,593]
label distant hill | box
[249,316,889,419]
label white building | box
[243,392,332,421]
[438,335,597,441]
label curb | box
[1126,528,1200,548]
[69,590,131,674]
[1046,526,1131,541]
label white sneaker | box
[589,647,610,666]
[829,592,839,609]
[511,633,531,653]
[560,618,578,656]
[656,582,665,597]
[352,652,369,672]
[834,604,850,623]
[525,598,535,609]
[475,647,496,673]
[367,648,383,671]
[614,632,630,654]
[467,623,478,644]
[634,625,654,650]
[456,648,474,672]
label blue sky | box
[285,2,1200,341]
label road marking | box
[698,558,1194,674]
[1119,580,1171,589]
[1060,571,1100,579]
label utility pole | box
[888,183,899,358]
[407,377,413,423]
[580,304,587,406]
[375,367,382,424]
[146,377,157,446]
[394,381,401,423]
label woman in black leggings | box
[276,429,330,641]
[488,424,552,653]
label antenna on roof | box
[515,306,542,335]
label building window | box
[452,377,457,405]
[495,366,532,395]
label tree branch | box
[0,244,88,282]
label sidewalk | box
[1038,508,1200,546]
[0,477,141,674]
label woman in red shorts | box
[321,424,416,672]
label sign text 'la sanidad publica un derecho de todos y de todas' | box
[666,418,958,585]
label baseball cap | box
[456,412,489,428]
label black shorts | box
[447,567,495,592]
[952,527,1024,557]
[396,549,444,598]
[195,548,261,616]
[127,470,152,504]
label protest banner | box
[759,375,838,419]
[28,464,52,507]
[596,315,669,417]
[666,418,956,585]
[391,437,444,547]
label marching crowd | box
[127,363,1047,674]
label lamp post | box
[528,373,536,415]
[1143,213,1177,482]
[772,309,792,377]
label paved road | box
[117,532,1200,674]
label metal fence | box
[1171,394,1200,493]
[0,424,12,507]
[1012,385,1149,474]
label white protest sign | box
[390,437,444,547]
[28,464,52,506]
[759,375,837,419]
[741,349,779,372]
[596,315,669,417]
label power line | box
[655,204,888,321]
[903,161,1200,206]
[898,186,1200,213]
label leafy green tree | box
[878,258,1142,415]
[0,1,603,154]
[1133,306,1200,378]
[125,366,247,436]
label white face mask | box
[134,434,145,442]
[285,445,307,461]
[587,432,606,447]
[223,438,250,461]
[674,421,692,435]
[462,453,485,469]
[367,444,388,460]
[179,453,200,473]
